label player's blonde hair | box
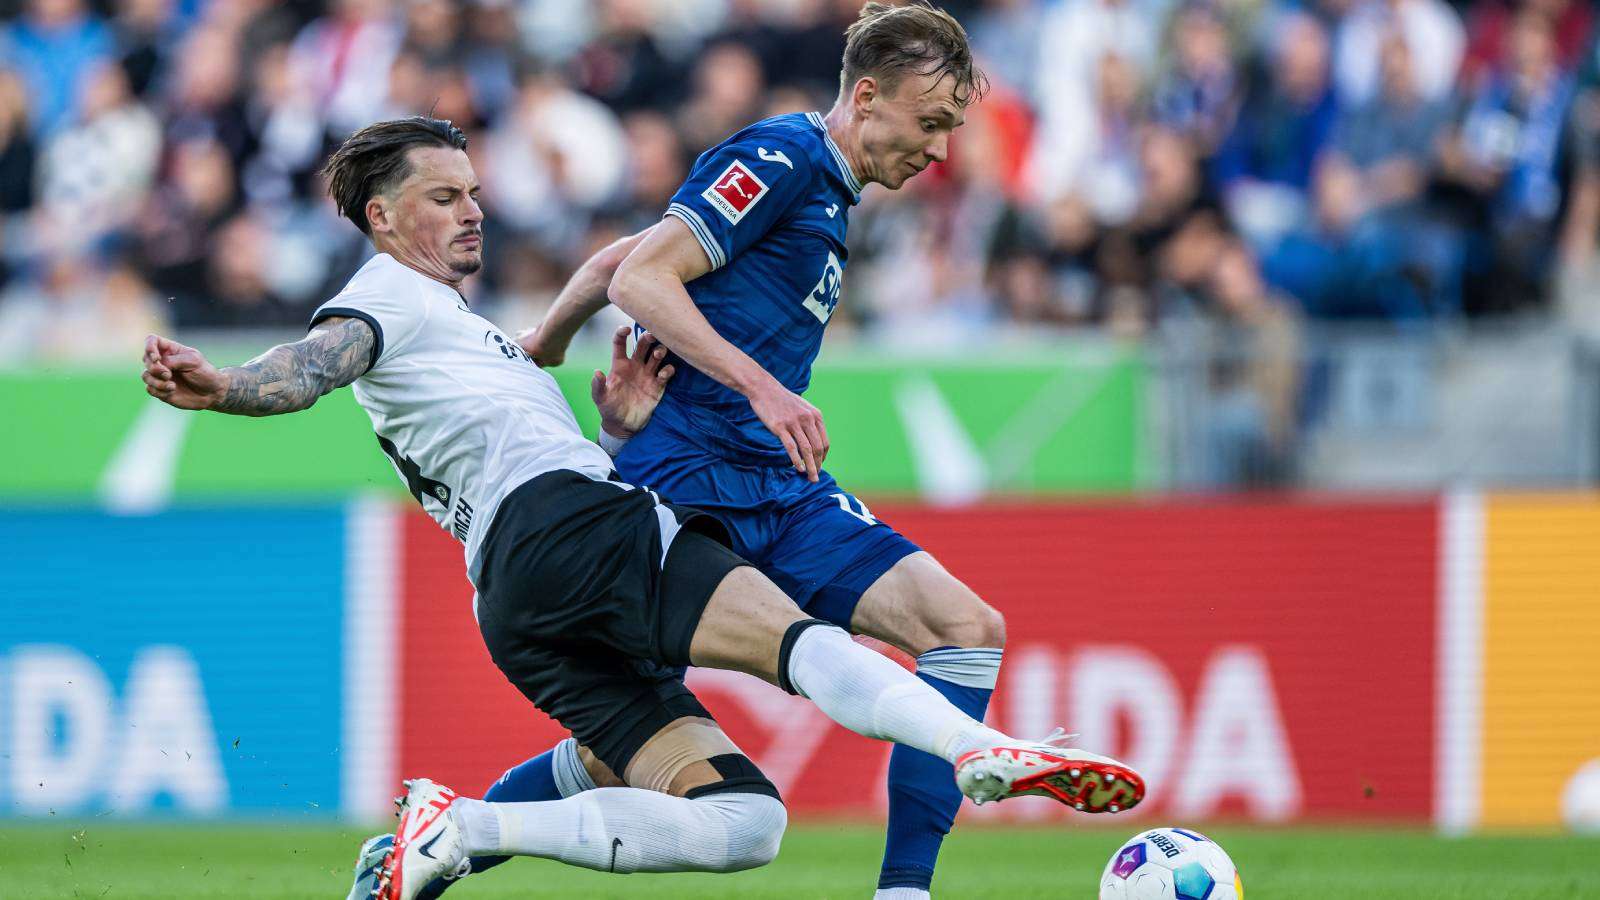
[840,2,987,106]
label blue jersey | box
[657,112,863,465]
[618,113,919,626]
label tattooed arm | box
[140,317,376,416]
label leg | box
[850,551,1006,655]
[411,738,620,899]
[684,546,1011,765]
[382,559,788,897]
[761,475,1006,897]
[445,713,787,875]
[377,696,789,899]
[367,472,792,899]
[416,535,996,897]
[705,517,1142,884]
[748,477,1005,897]
[402,466,749,898]
[851,552,1007,897]
[375,470,1127,900]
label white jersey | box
[312,253,614,581]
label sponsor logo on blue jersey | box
[803,251,843,324]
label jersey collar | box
[375,252,471,309]
[807,111,864,202]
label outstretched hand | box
[746,378,828,483]
[592,326,675,440]
[142,334,225,410]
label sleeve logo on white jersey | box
[703,159,769,224]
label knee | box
[927,596,1006,650]
[717,793,787,871]
[974,601,1007,649]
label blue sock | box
[878,647,1002,893]
[416,739,583,899]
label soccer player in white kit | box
[139,117,1142,900]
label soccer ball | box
[1099,827,1242,900]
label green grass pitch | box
[3,822,1596,898]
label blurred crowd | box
[2,0,1600,480]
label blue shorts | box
[614,417,920,629]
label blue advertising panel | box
[0,508,346,817]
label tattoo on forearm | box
[212,317,375,415]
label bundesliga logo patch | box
[702,160,768,225]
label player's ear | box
[852,76,878,117]
[365,195,392,236]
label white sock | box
[452,789,786,874]
[875,889,932,900]
[784,624,1010,764]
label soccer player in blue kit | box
[359,5,1144,899]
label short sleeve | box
[308,273,428,372]
[664,135,814,271]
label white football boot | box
[373,779,469,900]
[347,834,392,900]
[955,728,1145,813]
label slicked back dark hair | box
[841,2,987,107]
[323,117,468,236]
